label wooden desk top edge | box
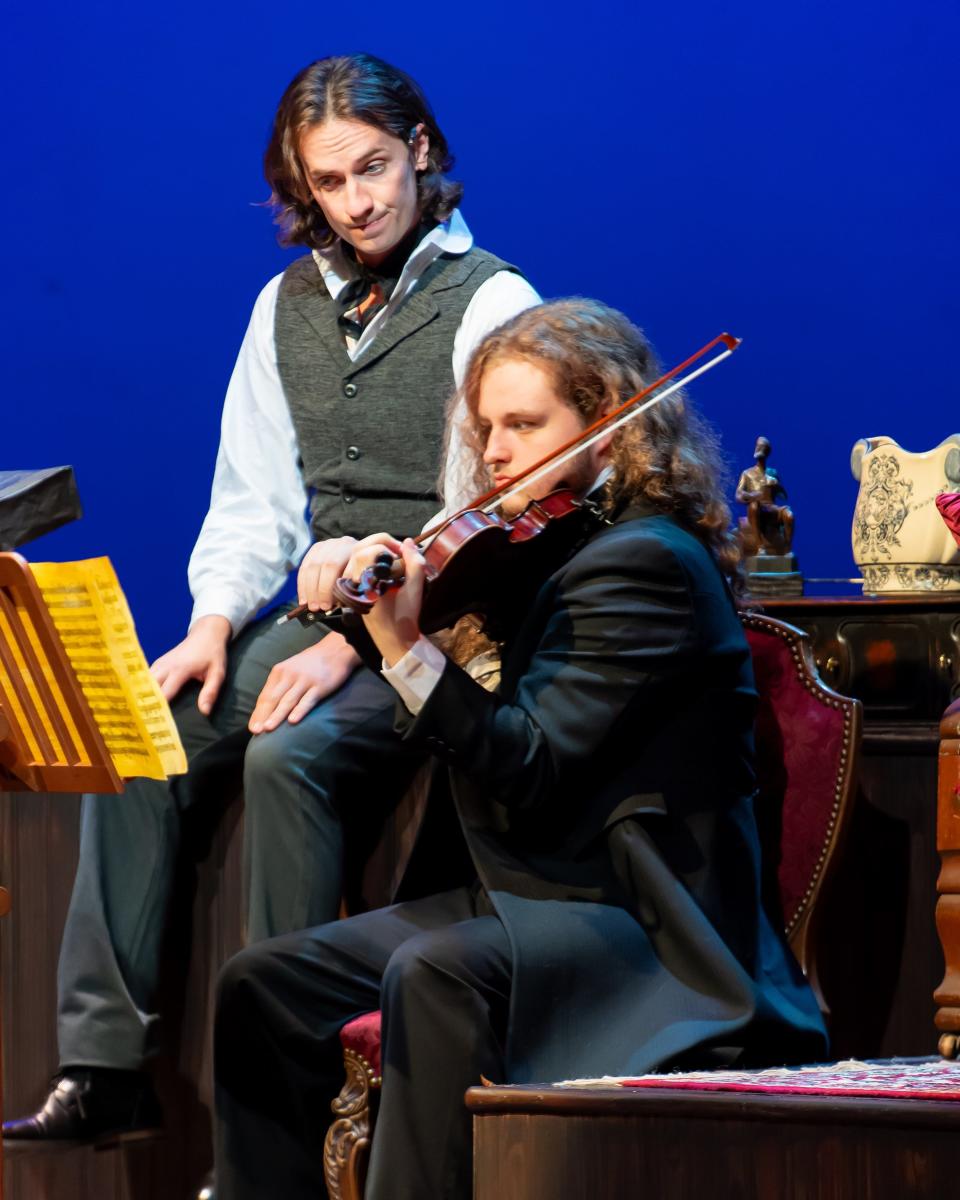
[757,594,960,610]
[465,1084,960,1129]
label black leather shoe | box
[2,1068,162,1148]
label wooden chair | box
[322,612,863,1200]
[933,493,960,1052]
[933,698,960,1056]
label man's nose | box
[483,432,509,465]
[344,177,374,221]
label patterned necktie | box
[337,278,387,342]
[335,219,436,344]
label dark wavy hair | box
[264,53,463,250]
[449,299,743,585]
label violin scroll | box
[331,551,405,614]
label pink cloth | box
[937,493,960,548]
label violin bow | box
[427,331,741,535]
[281,331,741,624]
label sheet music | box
[28,558,187,780]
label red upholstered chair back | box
[741,611,861,1009]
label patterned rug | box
[557,1058,960,1101]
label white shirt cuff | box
[189,590,245,637]
[381,636,448,715]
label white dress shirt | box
[187,211,540,634]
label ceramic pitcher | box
[850,435,960,592]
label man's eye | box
[365,161,386,175]
[315,178,338,191]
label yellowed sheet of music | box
[27,557,187,780]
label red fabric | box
[619,1080,955,1099]
[745,626,846,932]
[618,1080,958,1100]
[937,493,960,548]
[340,1010,382,1076]
[614,1058,960,1100]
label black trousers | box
[56,611,426,1069]
[214,888,513,1200]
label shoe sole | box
[3,1126,165,1157]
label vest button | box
[343,490,356,504]
[346,445,361,461]
[343,381,358,398]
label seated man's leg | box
[241,666,427,941]
[214,889,482,1200]
[7,612,319,1141]
[367,916,511,1200]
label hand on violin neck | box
[297,535,361,613]
[297,531,408,613]
[350,537,428,667]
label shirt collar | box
[312,208,474,301]
[587,465,614,495]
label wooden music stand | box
[0,551,123,1197]
[0,551,122,795]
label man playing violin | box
[213,299,827,1200]
[5,52,537,1149]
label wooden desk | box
[757,594,960,1058]
[468,1083,960,1200]
[0,789,243,1200]
[0,776,418,1200]
[759,594,960,733]
[0,885,8,1200]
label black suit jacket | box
[389,505,828,1081]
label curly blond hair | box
[445,298,742,583]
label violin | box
[331,486,606,636]
[285,332,741,636]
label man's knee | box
[216,943,276,1014]
[215,942,295,1088]
[242,727,294,790]
[381,932,457,1010]
[242,713,362,804]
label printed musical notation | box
[28,558,186,780]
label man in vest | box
[4,52,538,1144]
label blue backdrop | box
[3,1,956,659]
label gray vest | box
[275,247,520,541]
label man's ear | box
[410,123,430,172]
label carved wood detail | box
[323,1047,381,1200]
